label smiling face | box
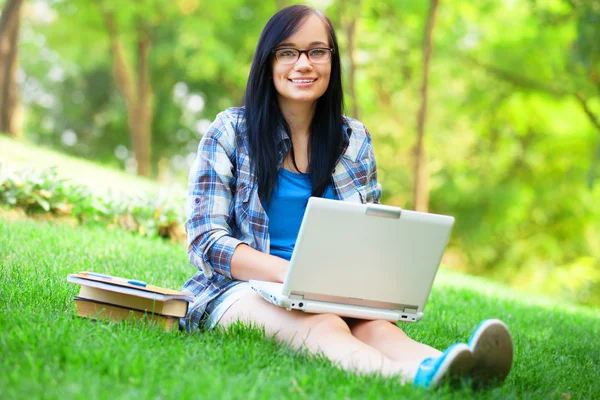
[272,14,332,111]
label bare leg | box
[218,292,425,382]
[349,319,441,363]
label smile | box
[289,78,317,83]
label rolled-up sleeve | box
[186,111,243,279]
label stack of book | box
[67,272,195,332]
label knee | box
[351,319,405,342]
[305,313,349,336]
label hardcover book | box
[67,272,195,331]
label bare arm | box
[230,244,289,283]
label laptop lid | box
[281,197,455,313]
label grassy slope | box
[0,136,183,197]
[1,217,599,399]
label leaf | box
[31,193,50,212]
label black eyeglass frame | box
[271,47,335,64]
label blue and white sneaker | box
[414,343,475,389]
[468,319,513,388]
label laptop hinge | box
[403,307,418,314]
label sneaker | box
[414,343,475,389]
[468,319,513,388]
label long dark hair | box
[242,5,345,203]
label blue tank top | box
[262,168,335,260]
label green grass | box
[2,217,599,399]
[0,135,183,197]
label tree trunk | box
[0,0,23,138]
[342,0,360,119]
[102,9,153,177]
[413,0,439,212]
[346,4,360,119]
[131,28,152,177]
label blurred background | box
[1,0,599,306]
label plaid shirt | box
[181,107,382,331]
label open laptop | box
[249,197,455,322]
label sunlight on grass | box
[436,268,600,319]
[0,136,184,197]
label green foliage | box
[0,164,84,214]
[0,164,185,241]
[2,217,600,399]
[343,0,600,308]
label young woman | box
[182,5,513,389]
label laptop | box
[249,197,455,322]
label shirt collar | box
[276,127,292,165]
[341,119,361,162]
[275,119,361,164]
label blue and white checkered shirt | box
[181,107,382,331]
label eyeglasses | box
[272,47,335,64]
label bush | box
[0,164,185,241]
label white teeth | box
[291,79,315,83]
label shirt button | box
[195,198,200,204]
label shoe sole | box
[430,343,476,389]
[468,319,513,388]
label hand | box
[231,244,290,283]
[275,260,290,283]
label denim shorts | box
[202,282,253,330]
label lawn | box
[1,216,599,399]
[0,136,183,197]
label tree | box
[412,0,438,212]
[568,0,600,186]
[339,0,361,119]
[99,1,153,177]
[0,0,23,138]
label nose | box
[294,52,313,71]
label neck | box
[279,99,317,138]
